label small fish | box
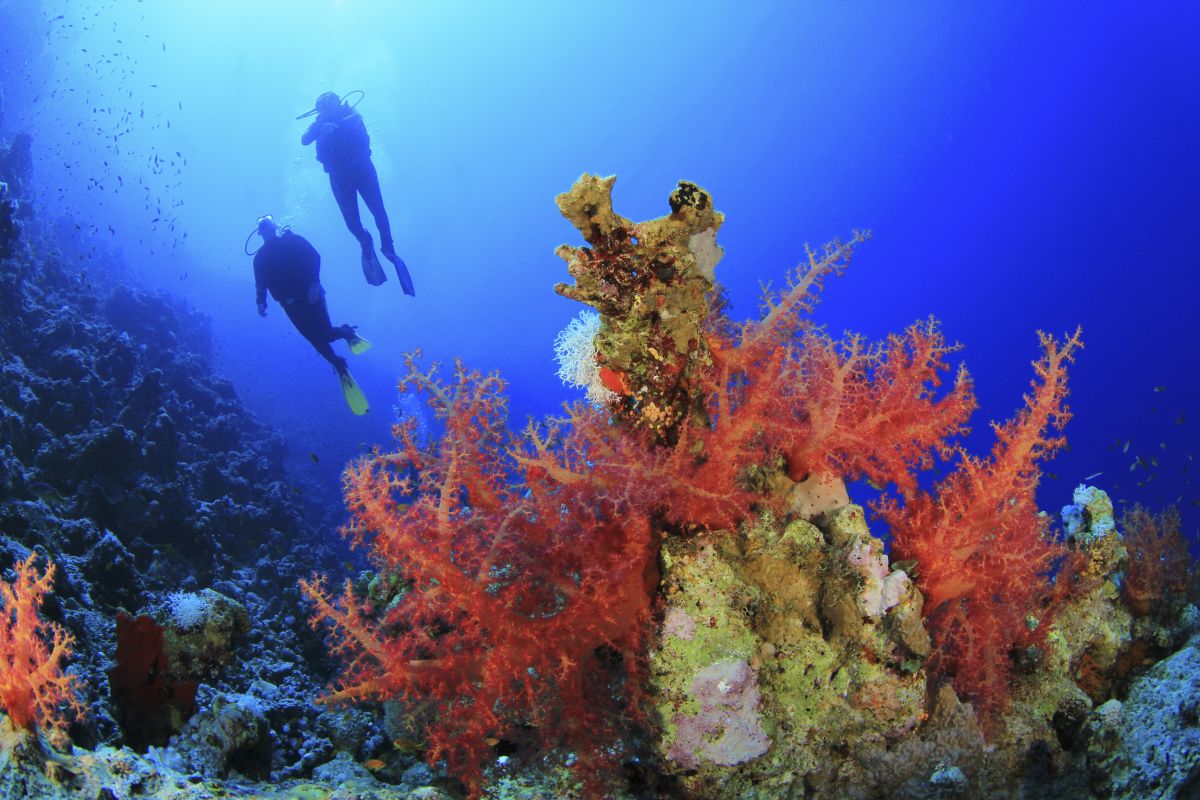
[1177,414,1186,426]
[1046,472,1059,480]
[1154,385,1166,392]
[484,737,500,747]
[1084,472,1103,480]
[29,481,65,503]
[363,759,386,771]
[1123,440,1131,453]
[392,738,422,754]
[309,453,319,463]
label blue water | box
[3,1,1198,538]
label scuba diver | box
[299,91,415,295]
[248,215,372,415]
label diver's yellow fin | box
[338,369,370,415]
[348,335,372,356]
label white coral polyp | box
[167,591,210,629]
[553,310,616,407]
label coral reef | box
[302,175,1200,800]
[1083,630,1200,798]
[2,143,1197,800]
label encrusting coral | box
[300,174,1196,799]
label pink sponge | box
[668,658,771,770]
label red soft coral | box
[880,329,1082,724]
[1121,504,1191,617]
[644,239,976,530]
[301,354,659,798]
[0,554,85,745]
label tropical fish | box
[29,481,67,504]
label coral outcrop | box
[303,175,1199,800]
[652,507,929,797]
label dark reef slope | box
[0,132,367,776]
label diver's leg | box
[334,169,386,286]
[357,161,413,295]
[285,299,343,367]
[329,171,370,247]
[356,161,394,254]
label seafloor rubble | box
[0,122,1197,800]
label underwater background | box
[2,0,1196,533]
[2,2,1200,799]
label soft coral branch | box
[880,328,1083,723]
[0,554,85,745]
[1121,504,1192,617]
[302,356,658,797]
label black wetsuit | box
[254,231,348,369]
[303,106,394,254]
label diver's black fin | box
[383,250,415,296]
[361,249,387,286]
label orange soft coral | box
[301,353,659,798]
[0,554,85,744]
[880,329,1082,724]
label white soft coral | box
[553,310,616,407]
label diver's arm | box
[302,121,339,146]
[253,257,269,315]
